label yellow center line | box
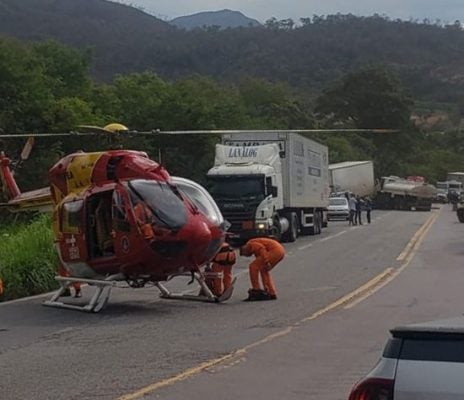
[116,209,440,400]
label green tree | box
[315,65,418,176]
[315,65,413,129]
[0,38,54,132]
[239,78,314,129]
[32,41,92,99]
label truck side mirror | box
[270,186,278,197]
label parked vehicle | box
[447,171,464,187]
[435,181,449,203]
[349,316,464,400]
[328,197,350,221]
[329,161,375,197]
[375,176,437,211]
[206,132,330,243]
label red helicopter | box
[0,124,396,311]
[0,124,233,312]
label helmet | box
[103,123,128,133]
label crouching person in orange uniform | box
[205,242,236,297]
[240,237,285,301]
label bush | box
[0,214,58,301]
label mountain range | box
[1,0,464,115]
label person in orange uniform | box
[240,237,285,301]
[206,242,236,296]
[134,201,155,240]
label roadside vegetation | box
[0,215,58,301]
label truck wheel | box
[270,220,282,241]
[317,212,322,234]
[458,209,464,223]
[322,211,328,228]
[282,213,298,242]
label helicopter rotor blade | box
[144,128,399,135]
[0,128,399,138]
[20,137,35,161]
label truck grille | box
[217,200,259,233]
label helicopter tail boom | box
[0,152,21,200]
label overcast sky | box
[121,0,464,23]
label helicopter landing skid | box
[156,274,237,303]
[43,276,115,313]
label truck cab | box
[206,133,330,243]
[207,144,285,242]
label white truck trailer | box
[206,132,330,243]
[447,172,464,187]
[329,161,375,197]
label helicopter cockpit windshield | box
[171,177,224,226]
[127,179,187,230]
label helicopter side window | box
[61,200,83,234]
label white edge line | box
[0,290,55,306]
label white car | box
[349,316,464,399]
[328,197,350,221]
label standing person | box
[355,195,364,225]
[364,196,372,224]
[349,194,357,226]
[240,237,285,301]
[205,242,236,297]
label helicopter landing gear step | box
[156,273,236,303]
[43,276,115,313]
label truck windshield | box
[207,177,264,200]
[436,182,448,190]
[127,179,187,230]
[329,198,348,206]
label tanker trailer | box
[375,176,437,211]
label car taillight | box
[348,377,394,400]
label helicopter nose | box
[189,220,222,266]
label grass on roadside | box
[0,214,58,301]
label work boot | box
[74,288,82,298]
[269,294,277,300]
[244,289,272,301]
[243,289,263,301]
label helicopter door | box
[58,199,87,263]
[87,191,115,259]
[111,187,134,256]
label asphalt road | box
[1,206,459,400]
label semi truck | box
[329,161,375,197]
[447,172,464,187]
[206,132,330,243]
[375,176,437,211]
